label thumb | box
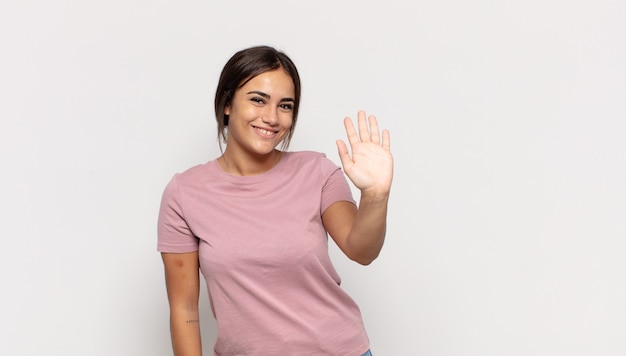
[336,139,352,169]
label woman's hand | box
[336,111,393,197]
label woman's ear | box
[224,105,230,116]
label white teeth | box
[257,128,275,136]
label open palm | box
[336,111,393,196]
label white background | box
[1,1,625,355]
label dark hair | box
[214,45,302,150]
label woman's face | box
[224,69,295,157]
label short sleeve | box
[320,159,356,214]
[157,174,199,253]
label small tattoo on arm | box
[186,319,199,324]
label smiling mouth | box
[253,126,278,137]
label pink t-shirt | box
[158,151,370,356]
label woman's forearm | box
[170,307,202,356]
[345,191,390,265]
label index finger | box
[343,116,359,147]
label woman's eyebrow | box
[247,90,294,102]
[247,90,270,98]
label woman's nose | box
[261,107,279,125]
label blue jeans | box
[362,350,372,356]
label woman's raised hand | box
[336,111,393,197]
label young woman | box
[158,45,393,355]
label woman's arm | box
[323,111,393,265]
[162,252,203,356]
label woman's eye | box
[250,97,264,104]
[280,103,293,111]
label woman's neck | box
[217,149,283,176]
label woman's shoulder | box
[167,160,217,186]
[284,150,335,165]
[283,151,342,173]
